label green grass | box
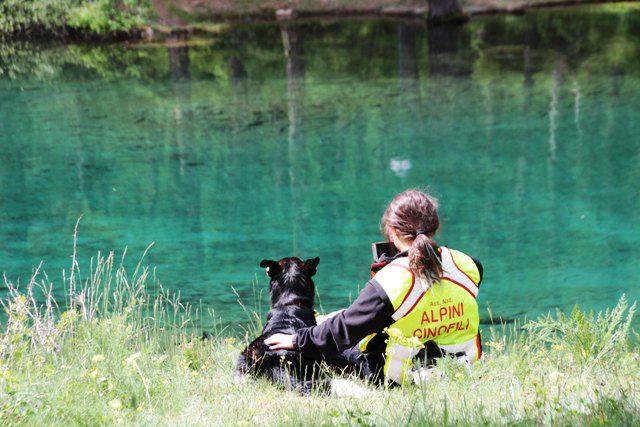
[1,243,639,425]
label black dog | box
[236,256,332,393]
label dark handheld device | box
[370,241,398,277]
[371,241,398,263]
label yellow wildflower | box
[486,341,504,352]
[92,354,106,363]
[383,327,422,348]
[548,371,563,381]
[125,352,142,366]
[108,399,122,410]
[153,354,168,363]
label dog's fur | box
[236,256,330,393]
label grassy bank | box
[1,246,639,425]
[0,0,154,39]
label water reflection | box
[168,30,190,81]
[428,23,470,76]
[397,23,418,81]
[522,22,539,89]
[394,22,421,179]
[548,64,560,161]
[281,23,305,149]
[1,9,639,326]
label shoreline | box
[151,0,637,25]
[0,0,637,42]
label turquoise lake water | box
[1,6,639,328]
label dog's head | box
[259,257,320,309]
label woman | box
[265,189,483,384]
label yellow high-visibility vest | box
[360,247,482,384]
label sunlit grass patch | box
[1,239,638,425]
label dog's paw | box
[329,379,371,398]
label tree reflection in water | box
[1,8,639,325]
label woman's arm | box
[316,309,345,324]
[266,279,394,359]
[267,254,484,354]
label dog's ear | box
[260,259,281,277]
[303,257,320,277]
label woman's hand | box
[264,333,295,350]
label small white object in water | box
[390,157,412,177]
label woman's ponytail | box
[409,233,442,287]
[382,189,442,287]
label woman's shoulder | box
[442,247,483,285]
[372,257,415,307]
[375,257,413,280]
[371,258,415,307]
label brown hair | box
[381,189,442,285]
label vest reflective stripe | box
[385,337,479,384]
[389,249,478,322]
[361,247,482,384]
[390,262,426,321]
[441,247,478,298]
[439,336,481,364]
[384,343,421,384]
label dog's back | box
[236,257,327,393]
[237,305,318,386]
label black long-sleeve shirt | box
[294,255,483,360]
[295,278,393,360]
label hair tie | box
[415,230,427,236]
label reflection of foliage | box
[0,0,153,36]
[0,41,166,80]
[2,5,639,82]
[0,42,58,80]
[64,44,168,79]
[467,6,640,77]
